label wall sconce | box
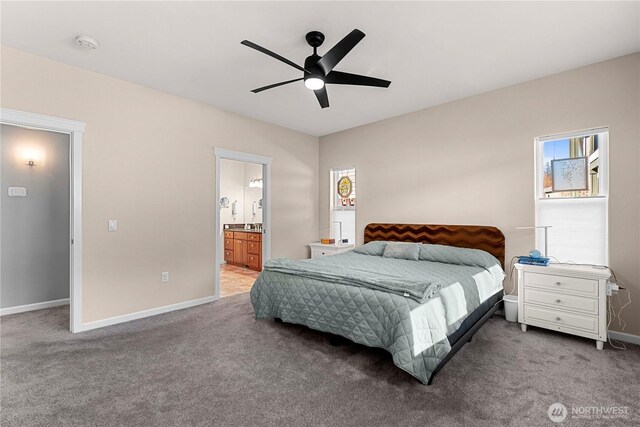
[249,178,263,188]
[20,147,44,167]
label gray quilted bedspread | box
[262,257,442,303]
[250,248,504,384]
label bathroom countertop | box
[224,228,263,234]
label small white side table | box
[515,263,611,350]
[309,242,355,258]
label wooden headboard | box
[364,223,505,268]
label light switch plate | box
[108,220,118,231]
[8,187,27,197]
[161,272,169,283]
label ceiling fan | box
[241,29,391,108]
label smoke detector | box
[74,35,99,50]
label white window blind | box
[536,198,607,264]
[535,129,609,265]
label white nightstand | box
[309,242,355,258]
[516,263,611,350]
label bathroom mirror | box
[220,159,263,225]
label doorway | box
[0,109,84,332]
[214,148,271,299]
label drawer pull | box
[555,282,562,286]
[556,317,561,321]
[556,299,562,303]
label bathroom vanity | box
[224,229,262,272]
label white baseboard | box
[0,298,69,316]
[608,330,640,346]
[75,295,218,333]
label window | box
[333,168,356,210]
[535,128,608,265]
[330,167,356,243]
[541,133,604,198]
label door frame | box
[213,147,272,299]
[0,108,85,332]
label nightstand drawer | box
[308,243,355,259]
[523,288,598,315]
[524,272,598,297]
[523,305,598,334]
[311,248,330,257]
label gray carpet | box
[1,293,639,426]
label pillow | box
[418,244,500,269]
[352,241,387,256]
[382,242,420,261]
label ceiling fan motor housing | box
[305,31,325,49]
[305,32,326,85]
[304,53,324,80]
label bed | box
[250,223,506,384]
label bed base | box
[277,298,504,386]
[426,298,503,385]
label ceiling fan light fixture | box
[304,76,325,90]
[243,29,390,108]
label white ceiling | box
[2,1,639,136]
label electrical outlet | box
[108,220,118,231]
[161,272,169,283]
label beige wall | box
[319,53,640,335]
[1,46,319,322]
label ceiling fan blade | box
[314,86,329,108]
[316,29,365,75]
[251,78,304,93]
[325,71,391,88]
[241,40,309,73]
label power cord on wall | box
[607,285,631,350]
[548,261,631,350]
[506,256,520,296]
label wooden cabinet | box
[248,241,260,255]
[224,237,234,251]
[224,249,234,263]
[247,253,261,270]
[223,230,262,271]
[223,231,235,263]
[234,238,248,265]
